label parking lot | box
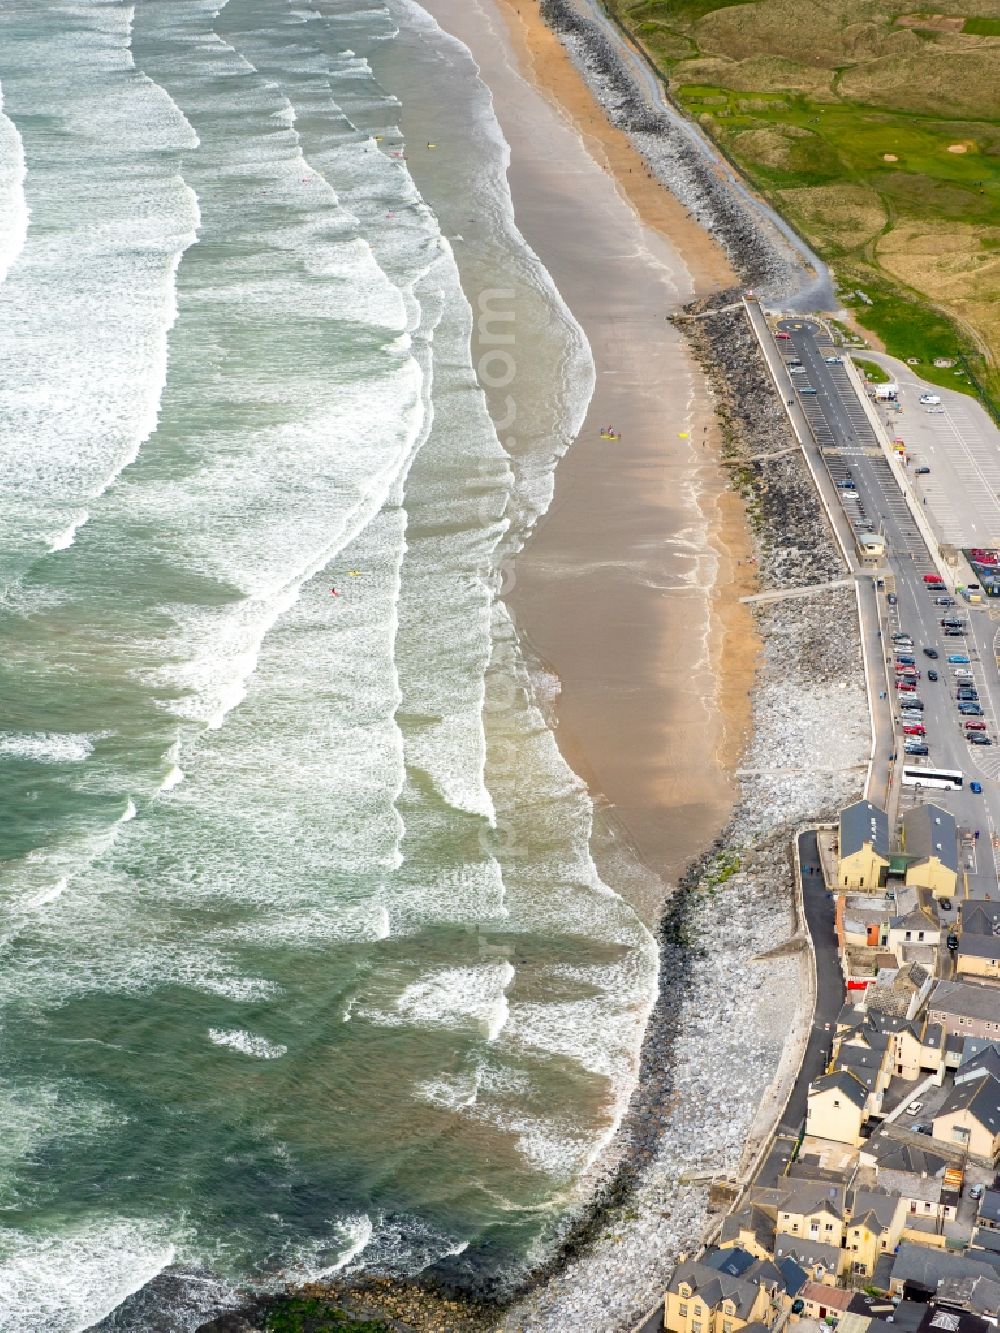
[776,319,1000,901]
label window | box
[825,1223,833,1232]
[909,1201,917,1214]
[724,1323,733,1333]
[679,1286,691,1299]
[918,931,925,941]
[679,1305,688,1318]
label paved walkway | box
[781,830,841,1132]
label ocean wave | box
[0,81,28,289]
[0,1220,176,1333]
[0,732,94,763]
[207,1028,288,1060]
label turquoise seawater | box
[0,1,658,1327]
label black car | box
[887,592,898,605]
[947,933,960,950]
[923,647,939,658]
[904,743,929,756]
[945,629,965,637]
[957,690,979,701]
[941,618,966,628]
[915,466,931,475]
[941,899,953,912]
[959,703,984,715]
[970,733,993,745]
[927,669,939,681]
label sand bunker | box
[947,142,970,153]
[883,153,898,162]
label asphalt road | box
[777,319,1000,905]
[782,830,839,1132]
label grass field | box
[852,357,892,385]
[607,0,1000,419]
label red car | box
[922,573,944,585]
[902,723,926,736]
[776,332,791,340]
[966,721,987,731]
[896,680,916,692]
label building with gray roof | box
[928,981,1000,1039]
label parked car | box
[825,356,843,364]
[892,632,911,642]
[969,734,992,745]
[947,933,960,950]
[896,655,916,665]
[941,899,953,912]
[957,690,979,701]
[942,619,966,628]
[948,654,971,664]
[945,629,965,637]
[790,365,806,374]
[919,393,942,406]
[887,592,898,605]
[776,332,790,340]
[923,648,939,658]
[959,703,984,715]
[905,743,929,756]
[915,466,931,475]
[927,670,939,681]
[901,698,924,710]
[800,386,817,395]
[966,721,987,731]
[836,480,856,490]
[955,668,974,678]
[906,1102,924,1116]
[923,573,945,585]
[970,1184,984,1200]
[903,724,926,736]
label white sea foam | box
[121,798,137,823]
[383,961,515,1038]
[0,733,94,763]
[0,3,200,577]
[0,1220,176,1333]
[0,81,28,288]
[207,1028,287,1060]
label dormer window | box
[679,1285,691,1299]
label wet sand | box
[423,0,759,900]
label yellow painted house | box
[838,801,890,891]
[902,803,958,899]
[806,1070,868,1147]
[957,901,1000,983]
[844,1191,906,1278]
[665,1259,774,1333]
[932,1073,1000,1163]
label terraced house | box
[664,1258,774,1333]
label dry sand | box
[422,0,759,902]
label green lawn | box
[607,0,1000,421]
[851,357,892,384]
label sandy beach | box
[421,0,758,902]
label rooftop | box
[903,803,959,874]
[842,800,890,860]
[929,980,1000,1023]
